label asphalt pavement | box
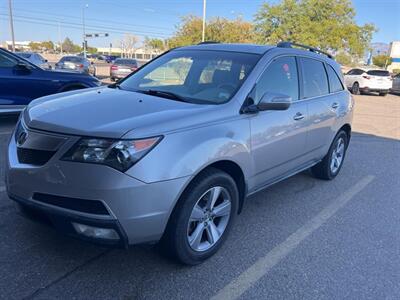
[0,94,399,299]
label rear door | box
[301,58,344,159]
[249,56,309,189]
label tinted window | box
[0,52,17,67]
[326,65,344,93]
[354,69,365,75]
[115,59,137,65]
[255,56,299,102]
[301,58,329,98]
[367,70,390,77]
[61,56,82,63]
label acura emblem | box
[17,131,28,146]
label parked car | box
[0,48,101,114]
[55,56,96,76]
[6,42,353,265]
[15,52,51,69]
[344,68,392,96]
[110,58,138,81]
[390,73,400,94]
[105,55,119,63]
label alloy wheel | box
[330,137,345,174]
[187,186,232,252]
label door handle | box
[293,112,304,121]
[331,102,339,109]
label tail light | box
[78,64,84,69]
[362,75,371,80]
[111,65,118,70]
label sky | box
[0,0,399,48]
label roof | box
[177,43,274,54]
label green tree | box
[336,53,352,66]
[62,37,81,53]
[144,37,165,51]
[254,0,376,59]
[168,16,256,48]
[87,46,98,54]
[41,40,54,51]
[372,55,391,68]
[28,42,41,51]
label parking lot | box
[0,93,399,299]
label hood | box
[24,87,217,138]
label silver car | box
[6,42,353,265]
[55,56,96,76]
[14,52,51,69]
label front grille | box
[33,193,110,216]
[17,148,56,166]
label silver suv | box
[6,42,353,265]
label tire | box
[379,92,387,96]
[110,77,115,82]
[161,168,239,265]
[351,82,360,95]
[311,130,348,180]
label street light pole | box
[202,0,206,42]
[8,0,16,51]
[82,4,88,58]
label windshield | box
[118,50,260,104]
[16,53,32,58]
[367,70,390,77]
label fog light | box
[72,222,119,240]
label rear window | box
[115,59,137,65]
[300,58,329,98]
[326,64,344,93]
[366,70,390,77]
[61,56,82,63]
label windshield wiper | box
[108,82,122,89]
[140,89,187,102]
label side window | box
[326,65,344,93]
[354,69,364,75]
[255,56,299,102]
[0,52,17,67]
[300,58,329,98]
[347,69,354,75]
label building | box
[387,41,400,72]
[2,41,34,51]
[96,46,161,60]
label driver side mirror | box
[14,62,31,74]
[243,92,292,114]
[257,92,292,111]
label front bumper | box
[6,125,190,246]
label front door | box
[249,56,309,190]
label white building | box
[387,41,400,72]
[2,40,34,51]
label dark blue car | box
[0,48,101,114]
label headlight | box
[61,136,162,172]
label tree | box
[168,16,256,48]
[87,46,98,54]
[372,55,392,68]
[336,53,352,66]
[62,37,81,53]
[144,37,165,51]
[254,0,376,59]
[41,41,54,51]
[120,34,138,58]
[28,42,41,51]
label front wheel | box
[161,168,239,265]
[351,82,360,95]
[311,130,348,180]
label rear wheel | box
[351,82,360,95]
[311,130,348,180]
[379,92,387,96]
[161,168,238,265]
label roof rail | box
[277,41,333,59]
[197,41,220,45]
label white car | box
[344,68,392,96]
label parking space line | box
[211,175,375,300]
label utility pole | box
[58,21,63,54]
[82,4,88,58]
[8,0,16,51]
[202,0,206,42]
